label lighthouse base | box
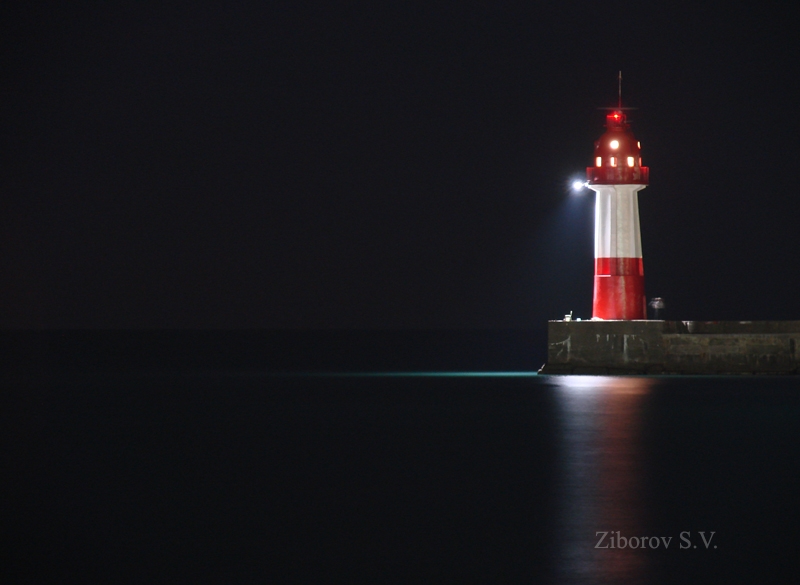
[539,320,800,375]
[593,273,646,320]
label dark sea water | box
[3,332,800,583]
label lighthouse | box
[586,83,649,320]
[540,78,800,374]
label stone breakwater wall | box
[540,321,800,375]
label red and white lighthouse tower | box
[586,82,649,320]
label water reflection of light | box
[555,376,652,393]
[555,375,612,391]
[551,376,656,584]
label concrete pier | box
[540,320,800,375]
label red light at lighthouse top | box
[586,77,649,185]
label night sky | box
[3,1,798,328]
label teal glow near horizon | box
[287,371,540,377]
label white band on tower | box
[590,184,646,260]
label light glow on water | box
[554,375,610,390]
[554,375,655,583]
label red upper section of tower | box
[586,110,649,185]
